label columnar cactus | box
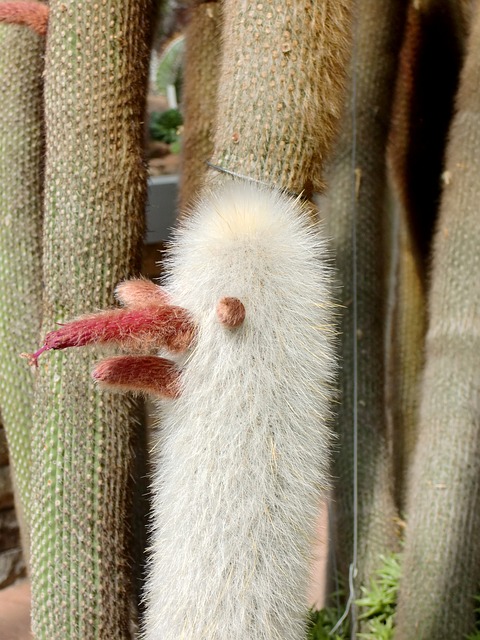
[386,0,471,511]
[30,1,155,637]
[395,3,480,637]
[34,2,351,637]
[144,182,338,640]
[322,0,406,593]
[209,0,352,195]
[0,6,45,564]
[178,0,222,211]
[386,3,427,508]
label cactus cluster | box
[0,0,479,639]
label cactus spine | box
[30,1,154,637]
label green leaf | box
[357,615,395,640]
[149,109,183,144]
[355,553,401,637]
[155,35,184,96]
[306,607,349,640]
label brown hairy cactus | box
[208,0,352,196]
[395,2,480,637]
[178,0,222,212]
[0,1,48,36]
[321,0,407,599]
[29,0,156,637]
[0,3,45,565]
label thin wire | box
[330,3,359,636]
[205,160,302,199]
[206,161,272,188]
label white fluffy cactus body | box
[30,182,336,639]
[144,183,336,639]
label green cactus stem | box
[29,1,155,637]
[386,0,472,509]
[0,12,45,566]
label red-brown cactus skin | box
[28,305,195,363]
[27,279,246,399]
[93,356,181,399]
[0,2,48,36]
[216,296,246,328]
[115,278,171,308]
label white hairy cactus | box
[143,182,336,640]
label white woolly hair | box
[143,182,336,640]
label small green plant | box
[307,606,349,640]
[356,553,401,639]
[149,108,183,150]
[465,596,480,639]
[307,553,401,640]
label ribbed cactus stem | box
[395,3,480,637]
[322,0,406,592]
[386,0,476,510]
[30,1,154,637]
[0,15,45,565]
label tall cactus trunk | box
[178,0,222,212]
[387,0,465,273]
[395,3,480,638]
[209,0,352,195]
[322,0,406,594]
[30,1,154,638]
[0,12,45,567]
[386,0,471,510]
